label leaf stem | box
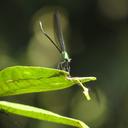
[76,79,91,100]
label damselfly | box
[39,11,71,73]
[39,11,92,100]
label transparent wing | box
[54,10,66,52]
[39,21,61,53]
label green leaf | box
[0,66,96,97]
[0,101,89,128]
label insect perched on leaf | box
[39,10,71,73]
[0,10,96,128]
[39,10,92,100]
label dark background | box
[0,0,128,128]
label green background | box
[0,0,128,128]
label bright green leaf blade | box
[0,101,89,128]
[0,66,96,96]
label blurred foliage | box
[0,0,128,128]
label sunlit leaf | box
[0,101,89,128]
[0,66,96,96]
